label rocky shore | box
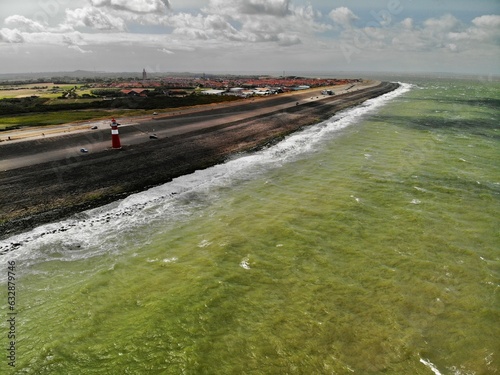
[0,82,399,239]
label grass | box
[0,83,73,98]
[0,84,154,100]
[0,109,152,129]
[44,98,102,105]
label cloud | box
[448,14,500,45]
[239,0,292,17]
[169,13,239,40]
[329,7,359,28]
[0,28,24,43]
[423,14,461,32]
[0,0,329,53]
[204,0,291,17]
[90,0,171,14]
[158,47,174,53]
[4,15,46,32]
[331,9,500,67]
[276,33,301,46]
[401,18,413,30]
[472,14,500,28]
[68,44,93,53]
[167,0,327,47]
[65,7,126,31]
[1,1,498,75]
[204,0,329,46]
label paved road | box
[0,81,385,171]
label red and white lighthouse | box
[110,118,121,149]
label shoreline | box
[0,81,399,240]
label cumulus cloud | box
[423,14,461,32]
[166,0,328,47]
[472,14,500,28]
[5,15,46,32]
[329,7,359,28]
[448,14,500,44]
[90,0,171,14]
[0,28,25,43]
[276,33,301,46]
[204,0,291,17]
[340,11,500,59]
[239,0,292,17]
[401,18,413,30]
[0,0,328,52]
[65,7,126,31]
[169,13,239,40]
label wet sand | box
[0,81,399,238]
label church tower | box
[142,68,147,81]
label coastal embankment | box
[0,81,399,238]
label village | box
[96,70,358,98]
[0,70,358,101]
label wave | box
[0,82,412,267]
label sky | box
[0,0,499,75]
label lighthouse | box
[110,118,121,149]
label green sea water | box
[1,78,499,374]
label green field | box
[0,109,156,129]
[0,83,86,98]
[0,82,102,129]
[0,111,108,128]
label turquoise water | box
[1,78,499,374]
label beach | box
[0,81,398,238]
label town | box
[0,71,359,131]
[1,70,357,98]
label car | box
[90,125,98,129]
[149,134,158,139]
[153,112,158,115]
[80,148,89,153]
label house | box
[200,89,226,95]
[121,89,149,97]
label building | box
[121,89,149,97]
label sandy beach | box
[0,81,399,238]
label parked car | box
[80,148,89,153]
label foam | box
[419,358,443,375]
[240,257,251,270]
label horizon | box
[1,69,498,83]
[1,1,499,76]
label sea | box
[0,76,498,374]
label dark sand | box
[0,82,399,238]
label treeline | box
[0,94,240,116]
[0,97,51,114]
